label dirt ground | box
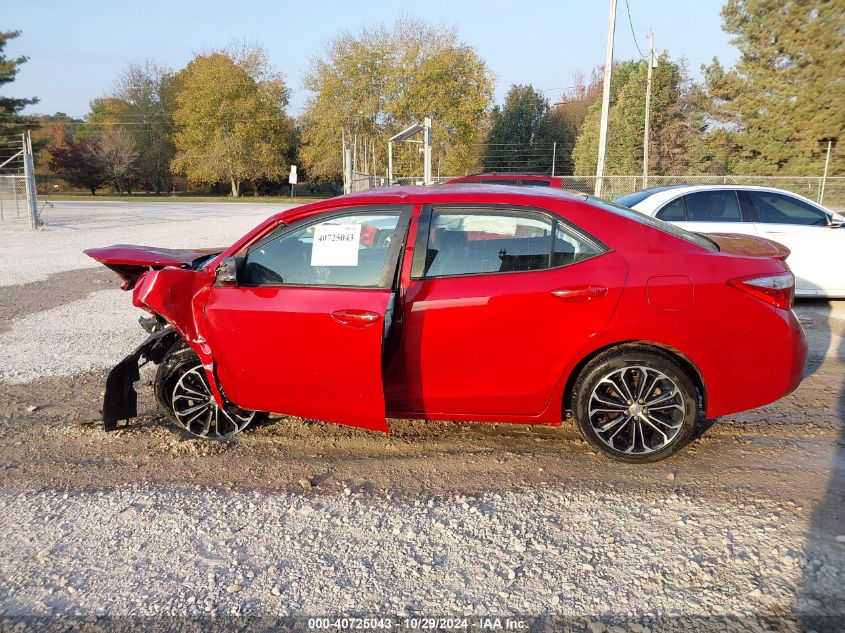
[0,272,842,505]
[0,260,845,630]
[0,273,842,538]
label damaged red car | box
[85,185,807,462]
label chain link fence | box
[0,133,39,229]
[349,172,845,208]
[0,175,28,223]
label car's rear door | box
[203,205,413,431]
[384,204,628,418]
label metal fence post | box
[23,132,38,230]
[343,149,353,195]
[819,138,833,205]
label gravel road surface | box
[0,202,842,631]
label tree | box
[0,30,38,135]
[701,0,845,175]
[48,138,106,195]
[31,112,78,179]
[115,62,176,193]
[170,47,293,197]
[484,85,551,172]
[557,68,604,136]
[96,127,138,193]
[300,16,495,180]
[483,84,578,173]
[572,55,701,176]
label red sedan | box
[86,185,806,462]
[444,173,566,188]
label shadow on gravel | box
[797,298,844,631]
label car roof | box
[624,184,824,211]
[345,183,582,202]
[447,173,557,181]
[275,184,587,224]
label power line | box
[624,0,647,60]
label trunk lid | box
[84,244,222,289]
[704,233,790,261]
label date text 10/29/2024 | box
[307,617,528,630]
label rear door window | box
[418,207,604,278]
[683,190,743,222]
[473,178,520,186]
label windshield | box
[587,198,720,252]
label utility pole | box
[594,0,618,197]
[643,30,655,189]
[551,141,557,177]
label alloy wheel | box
[587,366,685,455]
[170,364,255,439]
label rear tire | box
[154,343,260,440]
[571,348,698,463]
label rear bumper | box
[704,307,807,418]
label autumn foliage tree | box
[115,62,176,193]
[170,47,293,197]
[96,127,139,193]
[300,17,494,180]
[48,138,106,195]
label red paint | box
[84,244,221,288]
[88,185,807,432]
[443,173,566,188]
[203,286,391,431]
[647,276,694,311]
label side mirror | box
[829,213,844,228]
[215,256,239,286]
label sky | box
[7,0,739,118]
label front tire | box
[154,343,258,440]
[572,349,699,463]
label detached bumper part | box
[102,326,177,431]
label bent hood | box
[704,233,791,261]
[84,244,222,289]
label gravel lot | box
[0,202,843,631]
[0,200,287,286]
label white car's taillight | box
[728,272,795,310]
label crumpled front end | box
[86,247,221,431]
[101,321,178,430]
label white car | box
[617,185,845,298]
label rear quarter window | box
[587,198,719,252]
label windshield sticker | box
[311,223,362,266]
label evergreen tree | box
[572,56,702,176]
[702,0,845,175]
[483,84,572,173]
[0,30,38,135]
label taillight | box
[728,272,795,310]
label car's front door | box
[385,204,628,418]
[203,205,413,431]
[740,190,844,296]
